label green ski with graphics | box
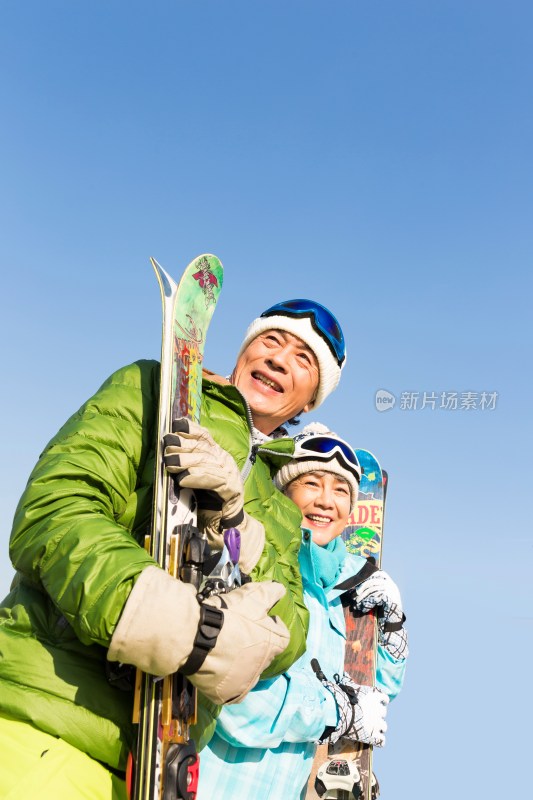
[129,254,223,800]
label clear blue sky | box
[1,2,531,798]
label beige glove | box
[163,418,264,573]
[108,566,289,705]
[163,418,244,529]
[192,581,288,704]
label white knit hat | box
[236,302,346,410]
[274,423,360,512]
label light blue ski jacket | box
[197,530,406,800]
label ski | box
[129,254,223,800]
[307,452,387,800]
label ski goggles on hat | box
[260,299,346,366]
[295,435,362,483]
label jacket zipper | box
[234,388,257,483]
[230,384,285,483]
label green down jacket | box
[0,360,307,771]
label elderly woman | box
[197,423,408,800]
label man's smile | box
[251,371,283,393]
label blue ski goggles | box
[296,436,362,483]
[260,299,346,366]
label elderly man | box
[0,298,346,799]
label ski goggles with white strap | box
[260,299,346,367]
[294,434,362,483]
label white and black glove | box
[108,566,289,705]
[351,569,409,660]
[313,662,389,747]
[163,418,264,573]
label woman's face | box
[286,470,351,547]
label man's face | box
[286,471,351,547]
[231,329,320,434]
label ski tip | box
[150,257,176,298]
[190,253,224,273]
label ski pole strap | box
[336,558,379,600]
[180,604,224,676]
